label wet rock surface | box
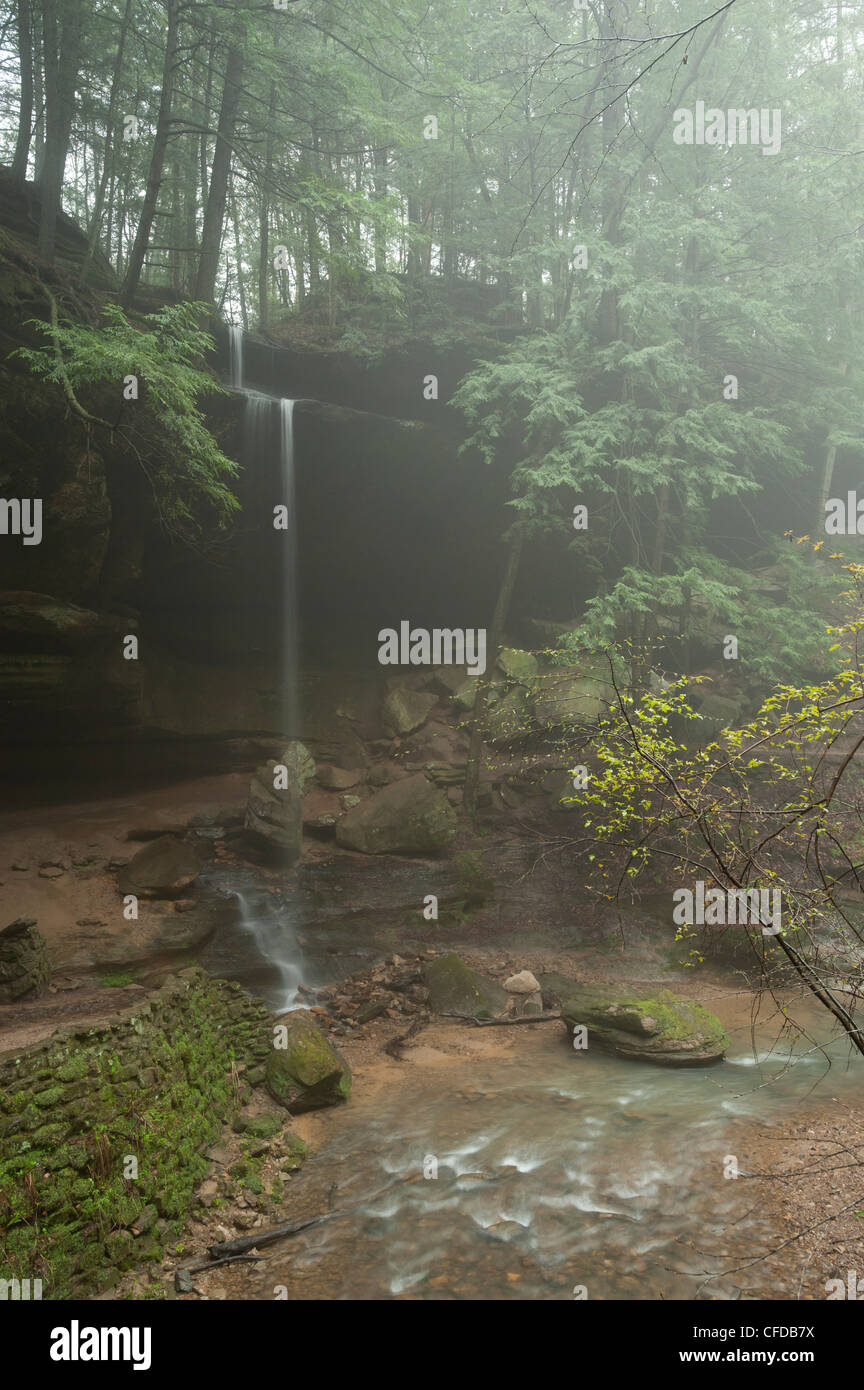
[558,981,728,1066]
[117,835,202,899]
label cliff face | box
[0,187,578,783]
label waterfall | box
[228,324,244,390]
[279,398,299,741]
[228,330,300,742]
[232,888,304,1013]
[226,329,305,1008]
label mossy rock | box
[423,953,505,1019]
[497,648,539,682]
[336,773,456,854]
[560,983,728,1066]
[278,1132,308,1171]
[232,1111,282,1140]
[265,1011,351,1113]
[530,671,609,731]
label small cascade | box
[231,887,304,1013]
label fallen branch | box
[440,1011,561,1027]
[207,1214,327,1260]
[180,1252,263,1276]
[206,1174,419,1261]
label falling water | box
[232,887,304,1012]
[226,328,304,1006]
[228,330,300,742]
[279,397,299,741]
[228,324,244,390]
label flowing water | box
[220,993,864,1301]
[221,324,863,1302]
[226,327,303,992]
[229,886,305,1014]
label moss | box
[0,973,272,1299]
[632,992,729,1049]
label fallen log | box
[440,1011,561,1027]
[206,1173,419,1261]
[207,1214,329,1260]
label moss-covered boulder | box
[497,648,539,682]
[560,983,728,1066]
[424,953,507,1019]
[336,772,456,854]
[265,1010,351,1112]
[232,1111,283,1140]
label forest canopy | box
[0,0,862,675]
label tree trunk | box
[79,0,132,284]
[12,0,34,181]
[194,45,244,304]
[32,1,44,180]
[120,0,179,306]
[38,0,83,262]
[258,79,277,330]
[463,526,526,818]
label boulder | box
[265,1010,351,1112]
[0,918,50,1001]
[302,788,343,828]
[117,836,201,899]
[424,953,507,1019]
[245,741,316,857]
[497,647,539,682]
[453,675,504,711]
[559,983,728,1066]
[336,773,456,854]
[504,970,542,1016]
[504,970,540,994]
[426,665,470,696]
[317,764,361,791]
[531,671,609,730]
[381,688,438,736]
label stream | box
[215,988,863,1301]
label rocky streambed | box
[2,704,863,1302]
